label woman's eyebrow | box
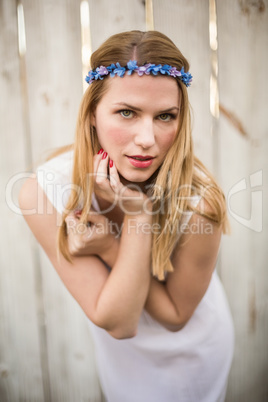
[113,102,180,113]
[158,107,180,113]
[113,102,142,111]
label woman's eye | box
[158,113,172,121]
[120,110,133,118]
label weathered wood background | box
[1,0,267,400]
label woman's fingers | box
[93,149,103,173]
[70,210,107,232]
[95,151,110,187]
[81,211,106,241]
[94,150,108,182]
[109,160,123,194]
[65,211,78,234]
[65,211,96,251]
[65,212,86,254]
[94,150,123,200]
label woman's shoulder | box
[36,149,74,180]
[34,149,74,214]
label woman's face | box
[92,74,180,185]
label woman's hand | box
[93,150,152,215]
[65,210,119,266]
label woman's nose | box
[134,119,155,149]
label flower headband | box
[85,60,192,87]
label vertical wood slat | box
[21,0,104,400]
[88,0,146,52]
[152,0,213,172]
[0,1,44,401]
[22,0,83,166]
[216,0,268,401]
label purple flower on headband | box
[91,66,108,81]
[97,66,109,76]
[137,64,151,76]
[169,67,182,77]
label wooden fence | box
[1,0,267,400]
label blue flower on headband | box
[146,64,162,75]
[106,63,116,73]
[127,60,138,74]
[109,63,126,77]
[160,64,172,75]
[180,67,193,87]
[85,71,95,84]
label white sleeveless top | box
[36,150,234,402]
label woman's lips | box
[126,155,155,168]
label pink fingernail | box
[102,152,107,159]
[98,148,104,155]
[109,160,113,168]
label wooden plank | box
[23,0,83,164]
[22,0,103,400]
[216,0,268,400]
[38,250,103,402]
[0,0,44,400]
[152,0,213,171]
[88,0,146,52]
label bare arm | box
[145,201,222,330]
[19,175,152,339]
[94,213,151,336]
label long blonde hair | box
[56,30,229,280]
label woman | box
[19,30,234,401]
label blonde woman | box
[19,30,234,402]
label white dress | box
[36,150,235,402]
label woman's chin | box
[119,174,148,186]
[118,168,158,188]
